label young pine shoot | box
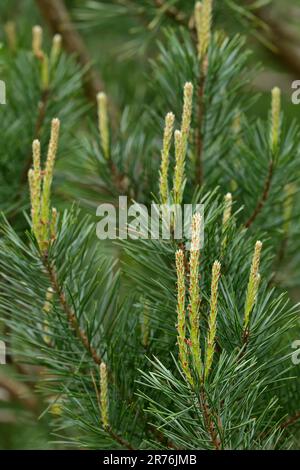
[159,112,175,204]
[244,241,262,330]
[204,260,221,380]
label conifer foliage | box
[0,0,300,450]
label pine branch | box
[0,372,38,414]
[199,388,222,450]
[281,411,300,430]
[245,159,273,228]
[43,257,102,366]
[107,428,135,450]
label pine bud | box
[35,119,60,252]
[172,83,193,204]
[173,129,184,204]
[195,0,212,62]
[100,362,109,429]
[50,207,58,242]
[159,112,175,204]
[194,2,202,59]
[42,287,54,345]
[97,92,110,160]
[41,54,49,91]
[176,249,193,386]
[189,213,202,379]
[4,21,17,52]
[30,140,42,240]
[32,25,49,90]
[205,260,221,380]
[33,139,41,172]
[28,169,36,229]
[190,212,202,253]
[32,25,43,59]
[50,34,62,65]
[244,241,262,329]
[270,87,281,152]
[181,82,193,155]
[29,121,60,252]
[222,193,232,227]
[41,118,60,235]
[221,193,232,254]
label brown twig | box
[199,388,222,450]
[44,258,102,366]
[245,159,274,228]
[280,411,300,430]
[0,372,38,413]
[42,257,140,450]
[107,428,135,450]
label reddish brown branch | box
[44,259,102,366]
[281,411,300,430]
[0,372,38,413]
[43,258,139,450]
[108,428,135,450]
[200,389,222,450]
[245,159,274,228]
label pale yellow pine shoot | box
[40,118,60,239]
[244,241,263,329]
[100,362,109,429]
[97,92,110,160]
[204,260,221,380]
[173,129,184,204]
[181,82,193,155]
[159,112,175,204]
[32,25,43,59]
[50,34,62,64]
[176,249,193,386]
[222,192,232,228]
[271,87,281,152]
[196,0,213,61]
[189,213,203,380]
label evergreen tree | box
[0,0,299,450]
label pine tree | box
[0,0,300,450]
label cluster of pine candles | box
[24,0,286,435]
[0,0,296,453]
